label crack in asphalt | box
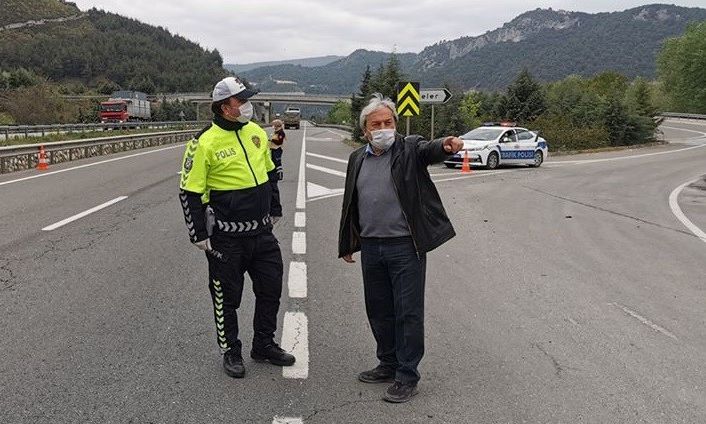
[303,398,381,421]
[289,315,305,352]
[531,342,565,377]
[522,185,697,239]
[0,260,17,290]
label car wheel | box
[530,151,543,167]
[445,163,456,169]
[486,152,499,169]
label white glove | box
[193,238,212,251]
[271,216,281,225]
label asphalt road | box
[1,118,704,423]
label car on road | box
[444,124,548,169]
[283,107,301,129]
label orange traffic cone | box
[461,150,471,174]
[36,145,49,171]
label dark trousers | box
[270,148,283,169]
[360,237,426,384]
[206,231,283,353]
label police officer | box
[179,77,295,379]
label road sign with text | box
[396,82,421,117]
[420,88,452,104]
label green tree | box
[588,71,629,99]
[96,79,121,95]
[626,77,657,117]
[327,101,351,125]
[351,65,372,141]
[657,21,706,113]
[459,92,482,129]
[503,69,546,123]
[382,53,404,99]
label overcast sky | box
[71,1,705,64]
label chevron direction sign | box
[420,88,453,104]
[396,82,421,117]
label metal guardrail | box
[661,112,706,120]
[0,121,210,140]
[0,130,197,174]
[308,122,354,132]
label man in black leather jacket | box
[338,94,463,403]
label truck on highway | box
[283,107,301,130]
[99,91,151,123]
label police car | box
[444,123,548,169]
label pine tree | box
[351,65,372,141]
[503,69,546,123]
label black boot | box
[223,349,245,378]
[251,343,296,366]
[358,365,396,383]
[383,381,418,403]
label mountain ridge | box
[241,4,706,93]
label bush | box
[533,114,610,151]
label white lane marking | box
[661,125,706,135]
[609,303,678,341]
[307,137,333,142]
[429,171,465,177]
[432,169,516,183]
[287,262,307,298]
[281,312,309,379]
[292,232,306,255]
[294,212,306,228]
[321,128,349,138]
[669,177,706,244]
[306,152,348,164]
[273,418,303,424]
[42,196,128,231]
[306,163,346,178]
[307,182,344,199]
[296,123,308,210]
[0,144,185,187]
[307,192,346,203]
[305,170,518,203]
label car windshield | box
[461,128,504,141]
[100,104,125,112]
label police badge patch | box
[251,135,261,148]
[184,157,193,173]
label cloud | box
[71,0,706,63]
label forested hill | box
[0,0,79,27]
[0,1,228,92]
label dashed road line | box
[292,232,307,255]
[287,262,307,298]
[281,312,309,379]
[294,212,306,228]
[273,418,303,424]
[42,196,128,231]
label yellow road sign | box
[396,82,420,117]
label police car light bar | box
[481,121,517,127]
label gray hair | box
[359,93,398,131]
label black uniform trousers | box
[206,230,283,354]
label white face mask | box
[369,129,396,151]
[236,101,253,123]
